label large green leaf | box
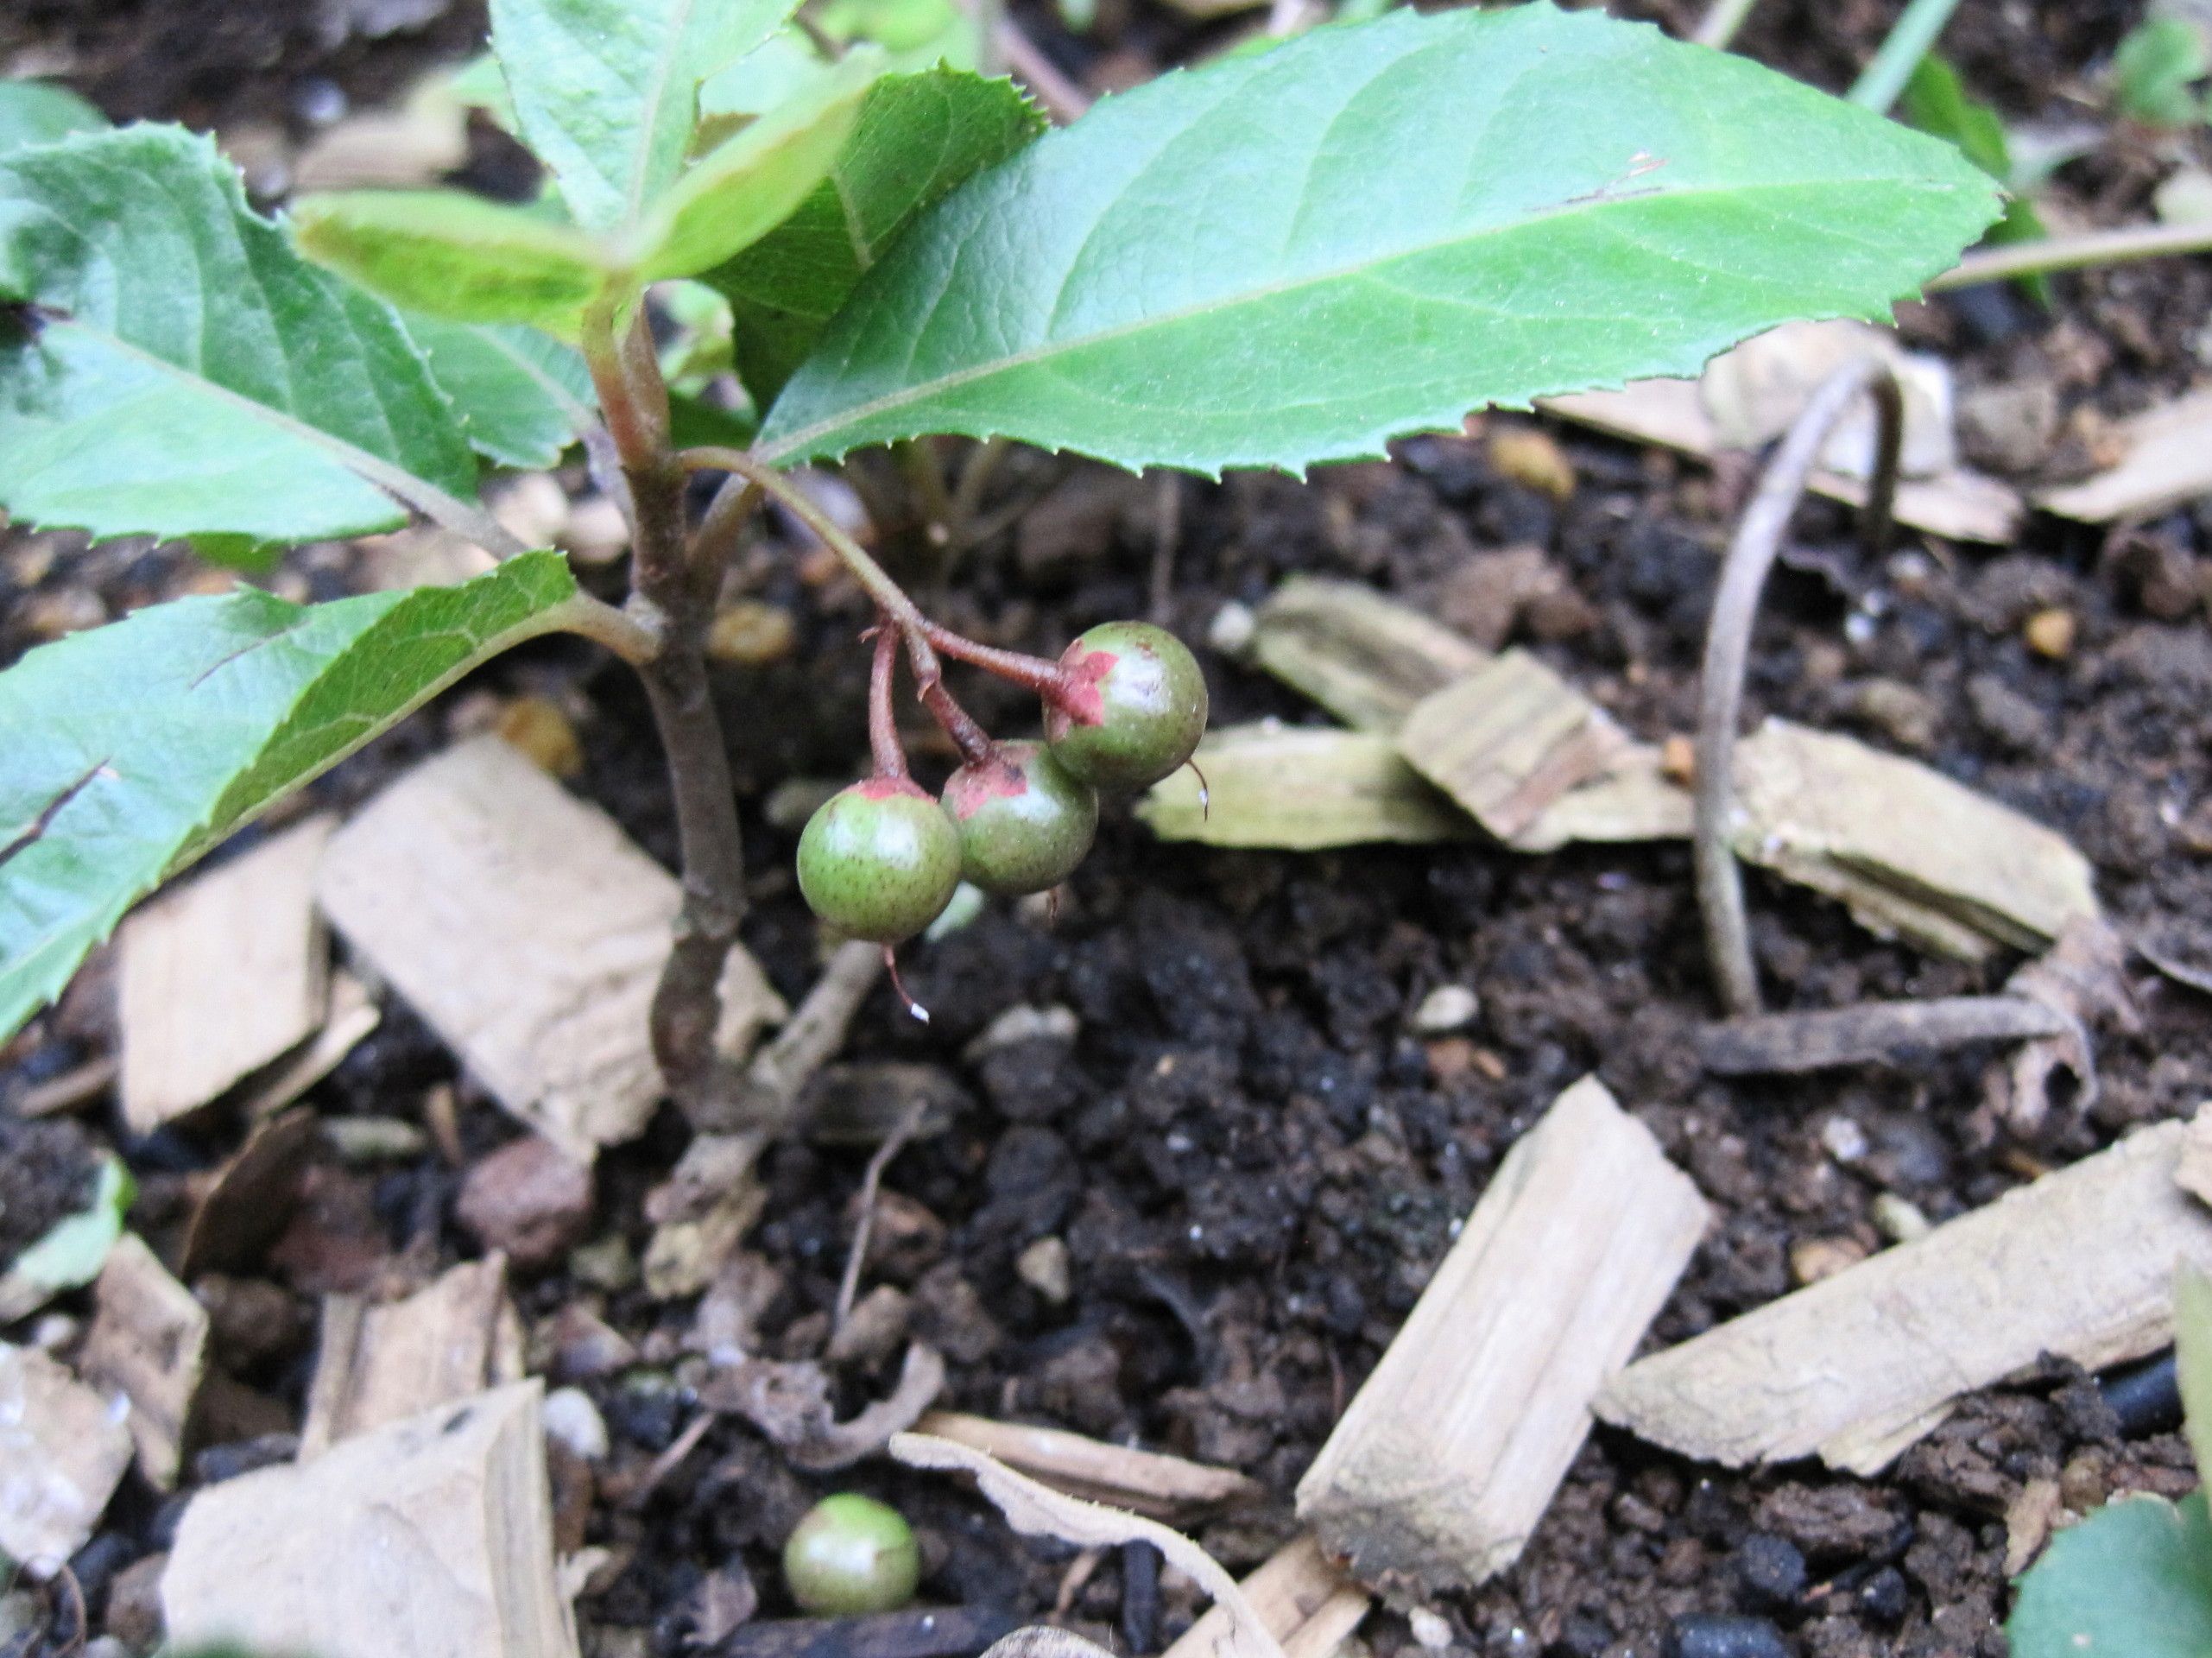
[709,68,1042,404]
[2008,1492,2212,1658]
[759,3,2000,474]
[404,316,596,469]
[0,79,107,155]
[0,126,477,557]
[488,0,796,235]
[292,189,612,335]
[0,553,581,1044]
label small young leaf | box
[2008,1492,2212,1658]
[0,125,477,556]
[292,189,613,334]
[0,553,581,1044]
[633,50,880,280]
[2113,15,2209,129]
[760,3,2000,475]
[1901,55,2050,304]
[0,1157,134,1325]
[489,0,798,235]
[708,68,1044,404]
[404,315,596,469]
[0,79,107,155]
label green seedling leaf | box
[709,68,1043,404]
[2114,15,2209,129]
[0,79,107,155]
[761,3,2000,475]
[2008,1491,2212,1658]
[488,0,798,235]
[634,50,881,281]
[291,189,612,335]
[2176,1264,2212,1480]
[0,126,477,559]
[1901,55,2049,304]
[818,0,981,61]
[0,1156,133,1324]
[0,553,581,1044]
[404,315,596,468]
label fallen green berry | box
[796,779,962,943]
[941,741,1098,895]
[1043,620,1209,794]
[783,1492,921,1615]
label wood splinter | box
[1697,994,2068,1076]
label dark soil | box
[6,3,2212,1658]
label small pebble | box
[707,601,798,667]
[1870,1193,1931,1244]
[1818,1116,1868,1164]
[1789,1236,1866,1286]
[965,1003,1079,1060]
[454,1133,595,1269]
[1732,1534,1806,1611]
[1488,426,1577,500]
[1016,1236,1073,1304]
[1410,985,1481,1035]
[1855,1565,1909,1624]
[1208,600,1256,657]
[1662,1613,1791,1658]
[2024,607,2076,661]
[543,1386,610,1462]
[192,1433,299,1485]
[2100,1349,2182,1437]
[321,1116,429,1164]
[495,696,585,779]
[1407,1608,1455,1651]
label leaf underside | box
[2007,1492,2212,1658]
[0,79,108,155]
[0,125,477,556]
[759,2,2002,476]
[404,314,597,469]
[709,67,1043,406]
[0,553,578,1044]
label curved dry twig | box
[1695,355,1904,1016]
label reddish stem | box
[919,621,1083,707]
[920,678,996,767]
[867,617,910,782]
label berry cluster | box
[796,617,1207,1011]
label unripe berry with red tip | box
[941,741,1098,895]
[796,778,961,943]
[1043,621,1208,794]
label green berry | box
[783,1493,921,1615]
[941,742,1099,895]
[796,779,961,944]
[1043,621,1209,794]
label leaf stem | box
[1926,219,2212,290]
[544,592,663,663]
[1692,0,1762,49]
[1847,0,1962,113]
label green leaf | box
[0,552,580,1044]
[2177,1265,2212,1480]
[404,315,596,469]
[0,1157,133,1324]
[1901,55,2009,180]
[2114,16,2208,129]
[0,79,107,155]
[488,0,797,235]
[2008,1492,2212,1658]
[634,50,880,281]
[0,125,478,557]
[760,3,2000,475]
[670,387,759,448]
[709,68,1043,404]
[291,189,612,334]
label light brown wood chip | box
[914,1410,1263,1520]
[300,1256,524,1456]
[1296,1077,1709,1596]
[80,1232,209,1490]
[1163,1535,1371,1658]
[1597,1109,2212,1475]
[0,1341,135,1569]
[316,736,785,1161]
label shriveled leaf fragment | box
[0,79,106,155]
[711,68,1043,404]
[405,316,595,469]
[1139,726,1473,849]
[0,553,582,1044]
[0,1155,134,1324]
[2007,1493,2212,1658]
[892,1432,1286,1658]
[761,4,2000,473]
[488,0,796,234]
[293,190,611,334]
[0,125,477,555]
